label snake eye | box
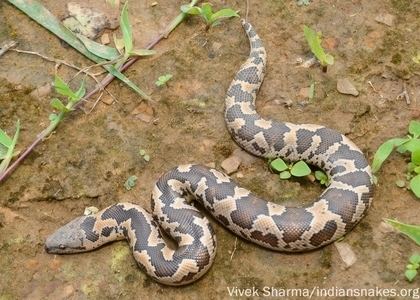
[59,244,66,249]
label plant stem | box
[0,0,199,183]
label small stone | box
[298,87,311,99]
[221,156,241,175]
[101,33,110,45]
[337,78,359,96]
[151,1,158,6]
[101,94,114,105]
[236,172,244,178]
[205,162,216,169]
[379,221,394,234]
[132,102,154,123]
[323,37,339,50]
[375,14,395,27]
[30,83,51,99]
[334,241,357,268]
[84,206,99,216]
[232,148,257,167]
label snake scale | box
[45,20,374,286]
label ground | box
[0,0,420,299]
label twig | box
[0,40,18,57]
[230,237,238,261]
[10,48,99,83]
[0,0,199,183]
[245,0,250,21]
[396,82,410,105]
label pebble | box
[101,33,110,45]
[29,83,51,99]
[232,148,257,167]
[337,78,359,96]
[205,162,216,169]
[101,94,114,105]
[334,241,357,268]
[221,156,241,174]
[84,206,99,215]
[375,14,395,27]
[132,102,154,123]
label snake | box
[45,20,373,286]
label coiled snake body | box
[45,21,373,286]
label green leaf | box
[290,161,311,177]
[409,121,420,138]
[385,219,420,246]
[308,82,315,100]
[50,98,71,113]
[315,170,327,181]
[0,128,12,148]
[397,138,420,154]
[303,25,334,66]
[155,74,173,86]
[49,113,58,122]
[372,138,410,173]
[0,120,20,174]
[279,171,291,179]
[73,81,86,102]
[128,49,156,57]
[270,158,288,172]
[124,175,138,191]
[120,1,133,55]
[412,150,420,166]
[410,175,420,198]
[201,3,213,22]
[209,8,239,24]
[77,34,121,61]
[180,4,201,15]
[409,254,420,265]
[54,76,76,99]
[405,269,417,282]
[415,166,420,174]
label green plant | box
[155,74,173,87]
[297,0,311,6]
[385,219,420,246]
[0,121,20,175]
[78,2,156,68]
[139,149,150,162]
[181,2,239,30]
[124,175,138,190]
[406,254,420,282]
[270,158,330,185]
[372,120,420,198]
[303,25,334,71]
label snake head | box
[45,216,90,254]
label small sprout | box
[405,254,420,282]
[308,82,315,100]
[124,175,138,190]
[315,170,330,186]
[139,148,150,162]
[181,2,239,30]
[155,74,173,87]
[297,0,311,6]
[270,158,312,180]
[410,175,420,198]
[303,25,334,70]
[0,120,21,174]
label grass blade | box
[120,2,133,55]
[77,34,121,61]
[8,0,151,100]
[385,219,420,246]
[0,120,20,174]
[371,138,409,173]
[0,128,12,148]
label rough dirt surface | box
[1,0,420,299]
